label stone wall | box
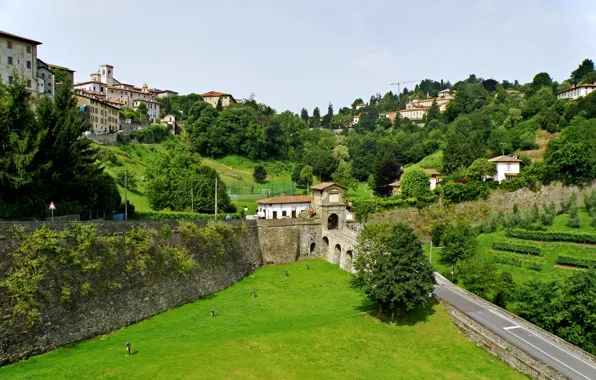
[372,181,596,241]
[0,220,261,365]
[256,218,323,264]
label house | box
[385,111,397,122]
[399,107,428,120]
[154,89,178,98]
[256,195,313,219]
[424,168,441,190]
[556,83,596,100]
[201,91,237,109]
[488,155,522,183]
[132,97,161,123]
[36,58,54,98]
[161,114,176,134]
[390,181,401,195]
[0,30,41,93]
[355,103,366,110]
[76,90,121,133]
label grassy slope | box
[517,129,560,162]
[426,210,596,285]
[0,260,524,380]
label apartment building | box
[0,30,41,92]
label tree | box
[531,72,553,90]
[351,222,436,316]
[400,170,431,199]
[441,222,477,263]
[443,116,485,173]
[331,161,354,189]
[51,68,70,85]
[455,255,498,300]
[311,107,321,128]
[252,165,267,184]
[300,108,309,123]
[299,165,313,188]
[215,97,223,111]
[115,170,138,191]
[146,148,232,212]
[570,59,595,84]
[351,98,364,109]
[425,99,441,124]
[494,271,517,308]
[373,154,402,197]
[466,158,496,181]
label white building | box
[133,98,161,123]
[424,168,441,190]
[36,58,54,98]
[556,83,596,100]
[0,30,41,93]
[256,195,313,219]
[488,155,522,183]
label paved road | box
[434,284,596,380]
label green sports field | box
[0,260,525,379]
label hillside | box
[0,260,525,379]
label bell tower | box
[99,64,114,86]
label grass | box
[406,150,443,173]
[425,210,596,285]
[0,260,525,379]
[517,129,560,163]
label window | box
[26,45,31,53]
[7,56,13,65]
[282,211,287,217]
[7,40,12,48]
[26,61,31,69]
[8,76,13,84]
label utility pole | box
[124,170,128,221]
[214,177,218,220]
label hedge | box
[132,211,242,221]
[505,229,596,244]
[491,242,543,256]
[556,255,596,269]
[495,255,543,271]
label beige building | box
[0,30,41,92]
[398,89,454,120]
[133,98,161,123]
[201,91,236,108]
[76,90,121,133]
[155,89,178,98]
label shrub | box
[441,222,477,263]
[539,204,556,226]
[556,255,596,269]
[492,242,542,256]
[567,204,581,228]
[431,223,446,246]
[441,180,489,204]
[401,170,432,199]
[132,211,242,221]
[560,193,577,214]
[584,190,596,216]
[252,165,267,184]
[495,255,542,271]
[505,229,596,244]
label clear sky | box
[1,0,595,113]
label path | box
[434,283,596,380]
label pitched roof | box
[201,91,233,97]
[74,80,105,87]
[310,182,346,191]
[424,168,440,175]
[257,195,313,205]
[389,181,401,187]
[48,64,75,73]
[0,30,42,45]
[555,83,596,95]
[488,155,523,163]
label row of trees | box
[0,76,120,219]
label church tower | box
[99,64,114,86]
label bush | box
[567,204,581,228]
[252,165,267,184]
[560,193,577,214]
[505,229,596,244]
[401,170,432,199]
[584,190,596,216]
[492,242,543,256]
[441,222,477,263]
[556,255,596,268]
[495,255,543,271]
[441,180,490,203]
[132,211,242,221]
[431,223,446,246]
[130,125,169,143]
[539,204,556,226]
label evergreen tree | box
[373,154,402,197]
[570,59,595,84]
[252,165,267,184]
[215,97,224,111]
[300,108,309,123]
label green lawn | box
[425,210,596,285]
[0,260,524,379]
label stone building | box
[201,91,237,109]
[0,30,41,93]
[36,58,54,98]
[76,90,121,133]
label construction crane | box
[390,80,420,100]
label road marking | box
[438,286,596,373]
[506,329,593,380]
[503,325,520,330]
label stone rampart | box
[256,218,323,264]
[0,220,261,365]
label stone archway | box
[343,250,353,272]
[310,242,316,255]
[333,244,341,265]
[322,236,329,256]
[327,214,339,230]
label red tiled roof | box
[0,30,42,45]
[310,182,346,191]
[201,91,233,97]
[257,195,313,205]
[488,155,523,163]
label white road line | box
[506,329,593,380]
[439,286,596,372]
[503,325,521,330]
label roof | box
[257,195,313,205]
[48,64,75,73]
[488,155,523,163]
[310,182,346,191]
[156,89,178,94]
[74,81,105,87]
[133,98,160,104]
[201,91,233,98]
[389,181,401,187]
[555,83,596,95]
[107,85,155,95]
[0,30,42,45]
[75,90,121,111]
[424,168,440,175]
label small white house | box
[256,195,313,219]
[424,168,441,190]
[488,155,522,183]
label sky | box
[1,0,595,113]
